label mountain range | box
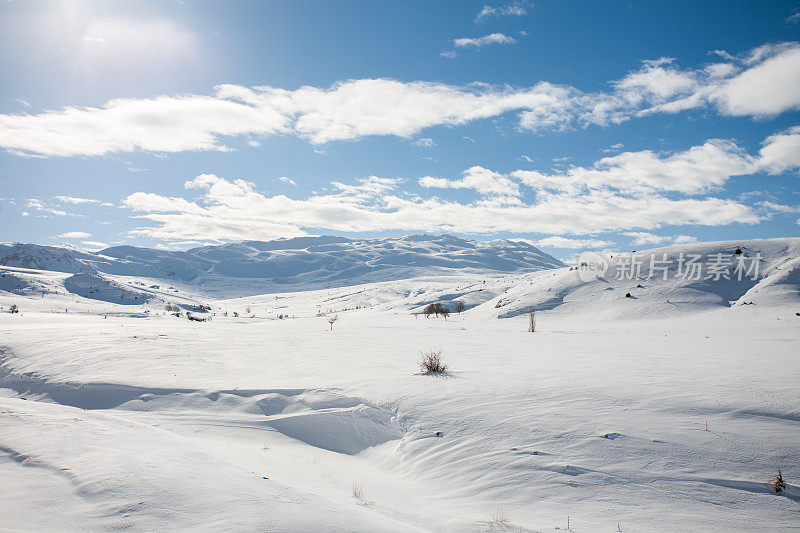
[0,234,563,297]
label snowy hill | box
[1,237,799,531]
[214,238,800,322]
[1,235,564,297]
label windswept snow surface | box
[0,238,799,531]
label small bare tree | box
[773,469,787,493]
[529,309,536,332]
[424,303,437,318]
[455,301,465,313]
[328,314,338,330]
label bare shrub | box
[487,507,508,524]
[419,349,447,374]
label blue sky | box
[1,0,799,257]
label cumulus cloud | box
[419,166,520,196]
[117,127,800,242]
[708,43,800,117]
[757,125,800,173]
[277,176,297,186]
[513,139,758,194]
[121,169,758,243]
[514,127,800,196]
[2,42,800,157]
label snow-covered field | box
[1,238,799,532]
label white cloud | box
[56,231,92,239]
[277,176,297,186]
[757,125,800,173]
[121,172,758,243]
[600,143,624,153]
[26,198,68,216]
[54,195,113,206]
[453,33,516,49]
[81,241,109,249]
[419,166,520,196]
[624,232,699,246]
[623,232,670,246]
[474,2,529,23]
[534,236,613,249]
[709,44,800,117]
[413,137,436,147]
[2,42,798,157]
[0,91,289,157]
[514,139,757,194]
[440,50,458,59]
[759,201,800,214]
[786,9,800,24]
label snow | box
[1,237,799,531]
[1,234,564,298]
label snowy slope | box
[1,237,799,531]
[213,238,800,323]
[1,287,799,531]
[1,235,563,298]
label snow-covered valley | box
[1,237,799,532]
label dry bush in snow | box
[419,349,447,374]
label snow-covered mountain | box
[0,235,563,297]
[214,237,800,321]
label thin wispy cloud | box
[623,232,697,246]
[474,2,529,24]
[533,236,613,249]
[54,195,113,206]
[26,199,68,217]
[453,33,517,48]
